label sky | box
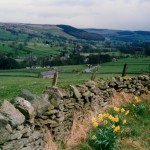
[0,0,150,30]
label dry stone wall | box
[0,74,150,149]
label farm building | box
[38,71,55,78]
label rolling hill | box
[84,28,150,42]
[0,23,105,41]
[0,23,105,57]
[57,25,105,41]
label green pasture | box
[27,42,65,56]
[0,72,116,101]
[0,57,150,100]
[0,41,73,57]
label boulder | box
[0,100,25,127]
[14,97,35,123]
[20,90,50,116]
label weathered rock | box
[36,94,50,115]
[5,124,13,133]
[43,109,58,115]
[49,92,62,108]
[85,80,96,88]
[22,126,32,138]
[10,130,23,140]
[14,97,35,123]
[0,113,10,144]
[57,88,70,98]
[98,80,109,90]
[20,90,50,115]
[0,100,25,127]
[70,85,82,99]
[29,131,42,140]
[17,125,24,130]
[20,89,36,101]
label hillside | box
[0,23,106,58]
[57,25,105,41]
[84,28,150,42]
[0,23,104,41]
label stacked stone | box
[108,75,150,95]
[0,90,47,150]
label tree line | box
[0,53,112,69]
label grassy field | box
[0,57,150,101]
[0,72,116,101]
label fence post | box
[91,66,98,81]
[122,63,128,77]
[52,71,58,87]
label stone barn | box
[38,71,55,79]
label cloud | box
[0,0,150,30]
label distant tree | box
[88,54,112,64]
[0,55,20,69]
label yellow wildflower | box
[91,117,97,123]
[109,115,114,121]
[114,106,120,112]
[125,110,129,115]
[92,121,98,128]
[109,115,117,122]
[114,116,119,122]
[91,135,97,140]
[121,108,125,112]
[123,119,127,124]
[103,113,109,118]
[113,126,121,133]
[111,124,115,129]
[104,120,108,125]
[92,117,98,127]
[98,114,103,121]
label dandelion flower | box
[114,106,120,112]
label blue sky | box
[0,0,150,30]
